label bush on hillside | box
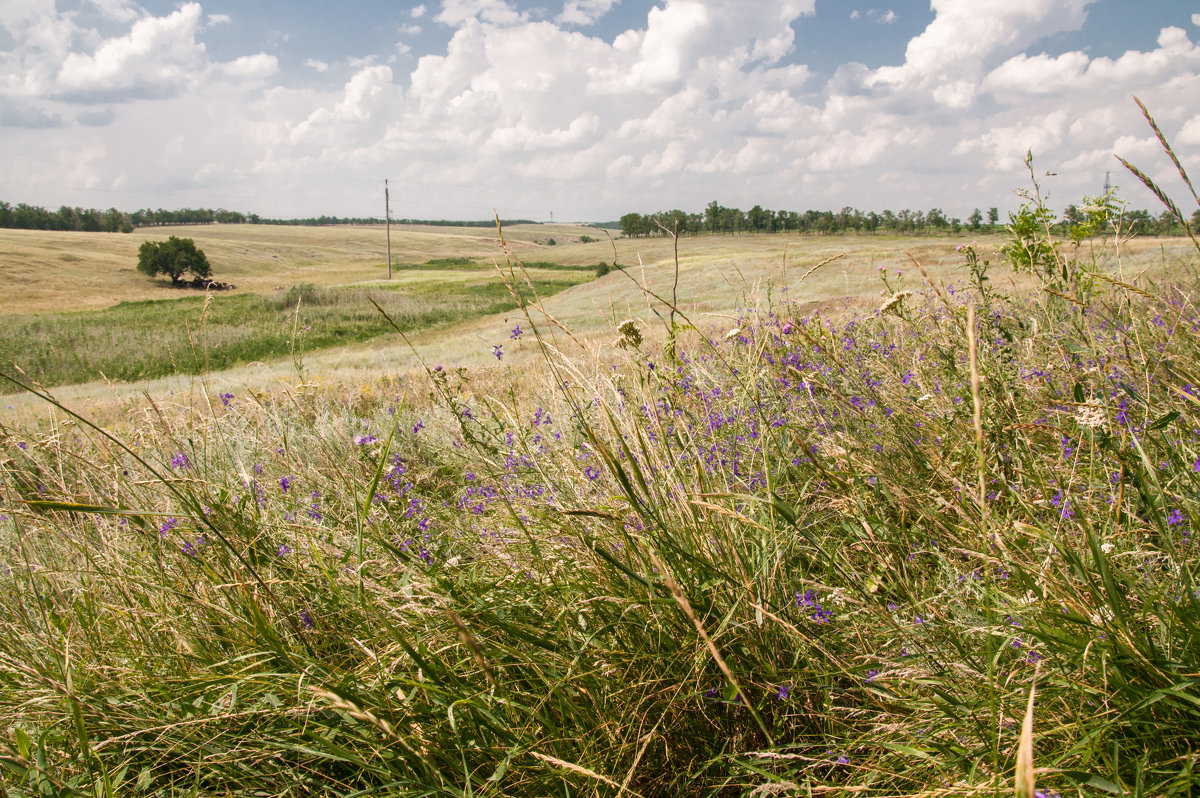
[136,236,212,284]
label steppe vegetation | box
[3,118,1200,795]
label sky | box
[2,0,1199,222]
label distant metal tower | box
[1103,171,1111,196]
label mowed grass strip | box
[0,270,585,391]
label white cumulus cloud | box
[4,0,1200,222]
[436,0,527,27]
[216,53,279,80]
[558,0,619,26]
[869,0,1097,108]
[56,2,208,100]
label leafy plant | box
[136,235,212,284]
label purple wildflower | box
[171,452,191,470]
[492,344,503,360]
[797,589,833,623]
[219,391,234,407]
[280,475,293,493]
[510,324,522,339]
[1168,508,1186,526]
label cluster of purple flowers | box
[796,589,833,624]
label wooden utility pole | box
[385,179,392,280]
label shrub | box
[136,235,212,284]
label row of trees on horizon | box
[619,200,1200,238]
[0,201,543,232]
[2,198,1196,239]
[0,202,391,231]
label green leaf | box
[14,728,31,760]
[1062,771,1125,794]
[1148,410,1180,431]
[878,742,932,760]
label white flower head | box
[1075,402,1106,429]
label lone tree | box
[137,236,211,284]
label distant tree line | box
[620,201,1200,239]
[619,203,1000,238]
[0,201,135,233]
[128,208,388,227]
[0,201,538,231]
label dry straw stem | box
[529,751,645,796]
[908,251,967,337]
[794,251,846,288]
[966,304,988,532]
[1132,95,1199,208]
[445,609,497,687]
[1014,661,1042,798]
[1118,96,1200,254]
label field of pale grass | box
[3,218,1200,794]
[6,97,1200,794]
[0,223,605,314]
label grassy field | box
[0,222,610,314]
[3,217,1195,405]
[3,188,1200,795]
[0,270,587,392]
[0,222,618,393]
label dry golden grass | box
[2,228,1195,427]
[0,223,600,314]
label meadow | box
[3,147,1200,795]
[0,222,616,394]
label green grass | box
[0,272,586,392]
[4,223,1200,795]
[3,122,1200,796]
[395,256,598,271]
